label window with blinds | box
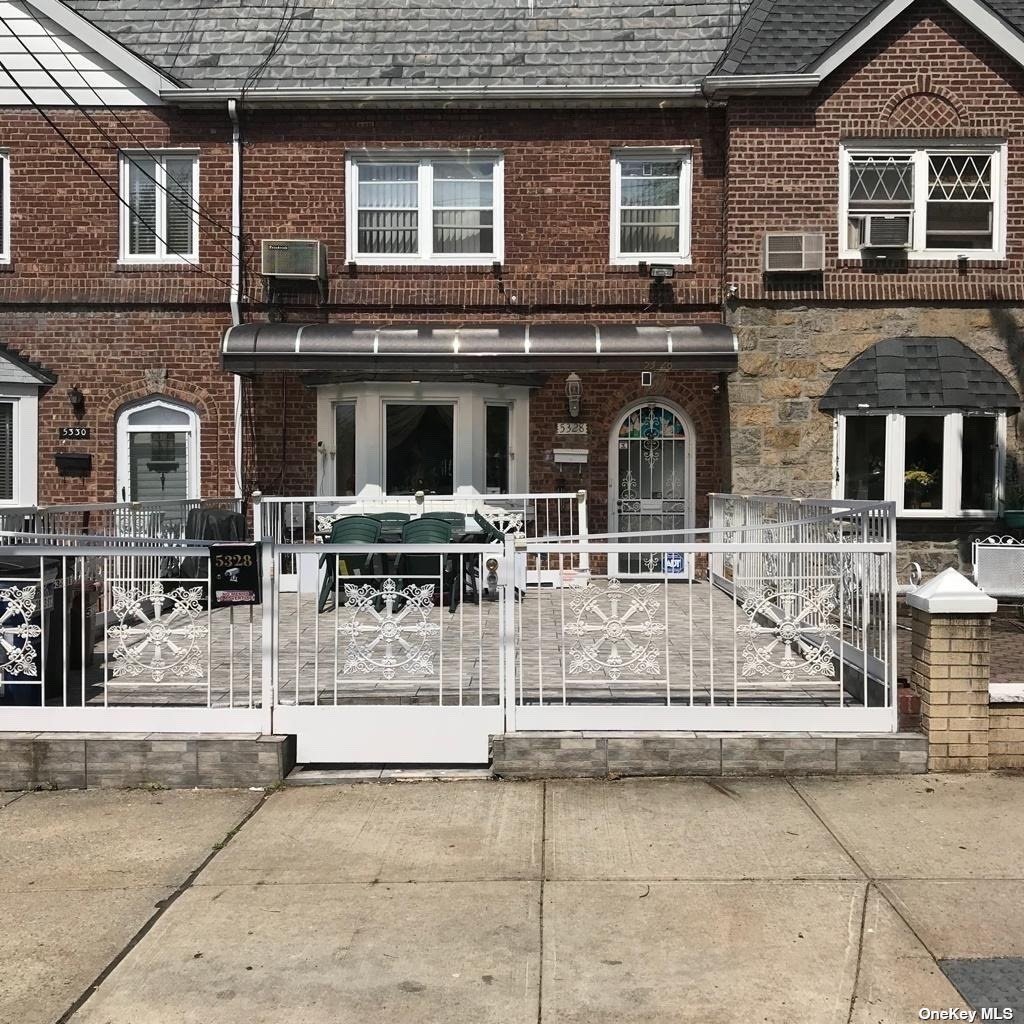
[0,402,13,501]
[348,154,502,264]
[122,153,198,261]
[611,150,691,263]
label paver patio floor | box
[2,773,1022,1024]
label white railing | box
[0,539,264,733]
[254,490,588,590]
[35,496,244,542]
[973,535,1024,598]
[0,494,899,751]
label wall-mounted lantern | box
[565,373,582,419]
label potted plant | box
[903,468,938,509]
[1005,458,1024,528]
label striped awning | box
[222,322,737,374]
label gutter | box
[162,83,707,107]
[703,73,819,96]
[228,98,244,499]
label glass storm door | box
[612,403,690,576]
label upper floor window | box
[346,153,503,265]
[0,151,9,264]
[610,149,692,264]
[120,152,199,263]
[840,142,1004,260]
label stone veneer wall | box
[726,302,1024,574]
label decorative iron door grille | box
[613,403,690,576]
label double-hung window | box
[0,150,9,264]
[346,153,503,264]
[840,142,1004,259]
[120,152,199,262]
[610,149,691,264]
[837,411,1004,517]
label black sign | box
[209,542,262,608]
[58,426,91,440]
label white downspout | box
[228,98,243,499]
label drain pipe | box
[228,98,244,499]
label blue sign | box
[664,552,685,574]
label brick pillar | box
[907,568,995,772]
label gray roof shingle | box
[63,0,749,91]
[819,337,1021,412]
[717,0,1024,76]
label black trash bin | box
[0,557,66,705]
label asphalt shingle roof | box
[819,337,1021,411]
[63,0,749,91]
[717,0,1024,75]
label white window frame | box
[315,383,529,498]
[838,140,1006,261]
[833,410,1006,518]
[609,147,692,266]
[0,150,9,264]
[118,150,200,264]
[0,387,38,507]
[345,151,504,266]
[115,397,200,502]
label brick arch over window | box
[881,77,968,131]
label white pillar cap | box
[906,567,997,614]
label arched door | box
[116,398,200,503]
[609,401,694,576]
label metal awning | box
[221,322,738,375]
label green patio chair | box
[394,517,455,611]
[317,515,382,613]
[365,511,411,538]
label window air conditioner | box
[762,232,826,272]
[860,213,912,249]
[260,239,328,279]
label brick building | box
[2,0,1024,574]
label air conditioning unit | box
[261,239,327,279]
[763,232,825,272]
[860,213,912,249]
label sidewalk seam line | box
[537,779,546,1024]
[53,789,272,1024]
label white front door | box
[609,401,694,577]
[116,398,200,503]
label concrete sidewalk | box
[1,775,1023,1023]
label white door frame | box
[607,398,696,577]
[115,397,200,502]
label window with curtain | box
[385,404,455,494]
[611,150,691,263]
[349,154,502,263]
[0,402,13,501]
[122,153,198,261]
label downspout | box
[228,98,244,499]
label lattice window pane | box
[928,154,992,201]
[848,155,914,206]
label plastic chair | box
[317,516,382,613]
[365,511,411,538]
[394,517,455,611]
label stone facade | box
[726,302,1024,573]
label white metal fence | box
[0,494,899,756]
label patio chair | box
[317,516,382,613]
[394,517,456,611]
[365,511,412,539]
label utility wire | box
[0,52,238,295]
[0,12,242,265]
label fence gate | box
[267,542,509,764]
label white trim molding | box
[344,149,504,267]
[0,149,8,264]
[0,384,38,506]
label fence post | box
[576,489,589,572]
[501,534,517,733]
[260,538,276,735]
[907,568,994,771]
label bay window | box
[840,142,1004,260]
[837,411,1004,516]
[346,153,503,264]
[610,148,691,263]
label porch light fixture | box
[68,385,85,413]
[565,373,583,418]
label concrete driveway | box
[1,774,1023,1023]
